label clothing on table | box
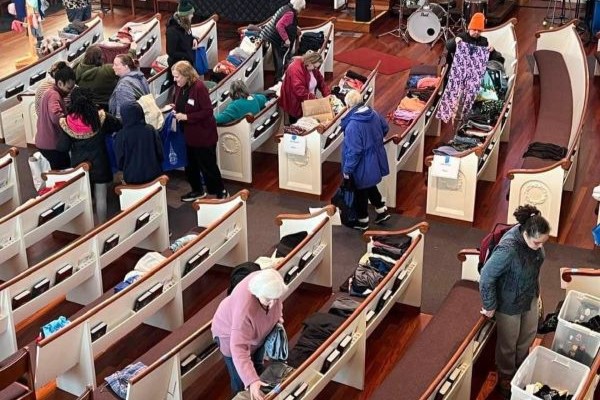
[212,271,283,389]
[436,41,489,123]
[287,313,346,368]
[523,142,567,161]
[399,96,426,112]
[108,71,150,119]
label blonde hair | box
[344,89,363,107]
[302,51,323,67]
[290,0,306,11]
[171,60,200,84]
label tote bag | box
[195,46,209,75]
[160,113,187,171]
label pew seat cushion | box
[0,384,29,400]
[522,50,573,170]
[372,280,481,400]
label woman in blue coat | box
[340,89,390,231]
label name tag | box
[187,99,195,106]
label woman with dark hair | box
[35,61,70,115]
[279,51,330,124]
[215,80,267,125]
[57,87,121,223]
[36,64,76,170]
[171,60,227,202]
[74,45,120,109]
[479,204,551,398]
[109,53,150,119]
[166,0,197,75]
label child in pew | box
[479,204,550,398]
[212,268,288,400]
[114,102,164,185]
[215,80,268,125]
[56,87,122,223]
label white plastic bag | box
[28,151,51,192]
[133,252,166,274]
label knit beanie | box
[177,0,194,17]
[468,12,485,31]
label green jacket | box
[74,62,119,107]
[215,94,268,125]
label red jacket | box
[173,80,218,148]
[279,58,330,118]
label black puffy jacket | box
[166,16,195,68]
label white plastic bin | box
[558,290,600,326]
[552,319,600,367]
[510,346,590,400]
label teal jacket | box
[479,225,544,315]
[215,94,267,125]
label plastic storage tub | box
[558,290,600,326]
[511,346,590,400]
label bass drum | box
[407,4,446,43]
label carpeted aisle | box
[334,47,414,75]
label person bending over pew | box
[36,64,76,170]
[215,80,267,125]
[479,205,550,398]
[57,88,122,223]
[212,268,288,400]
[341,89,391,231]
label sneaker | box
[352,220,369,231]
[374,210,391,224]
[216,190,230,199]
[180,191,207,202]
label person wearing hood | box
[279,51,330,124]
[57,88,121,223]
[340,89,390,231]
[74,45,120,110]
[166,0,197,75]
[108,53,150,119]
[114,102,164,185]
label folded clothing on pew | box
[104,362,147,399]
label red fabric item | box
[173,80,218,148]
[279,58,330,119]
[37,180,67,196]
[334,47,413,75]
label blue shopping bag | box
[161,113,187,171]
[105,133,119,174]
[195,46,209,75]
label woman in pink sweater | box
[212,268,287,399]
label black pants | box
[272,42,291,82]
[40,149,71,170]
[354,185,384,220]
[185,145,225,195]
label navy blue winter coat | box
[114,103,164,185]
[340,105,389,189]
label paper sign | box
[284,134,307,156]
[309,207,341,226]
[431,154,460,179]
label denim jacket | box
[479,225,544,315]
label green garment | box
[215,94,268,125]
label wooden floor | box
[0,4,599,399]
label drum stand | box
[430,5,455,48]
[378,0,410,43]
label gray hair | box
[290,0,306,11]
[248,268,288,300]
[229,80,250,100]
[344,89,363,107]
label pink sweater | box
[212,271,283,388]
[35,86,65,150]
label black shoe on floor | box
[374,210,391,224]
[181,191,207,202]
[352,220,369,231]
[217,190,230,199]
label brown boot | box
[496,374,512,399]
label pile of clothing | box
[390,73,440,127]
[331,70,367,103]
[212,35,259,81]
[61,20,88,36]
[347,235,412,297]
[524,383,573,400]
[284,117,320,135]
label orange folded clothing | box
[398,96,426,112]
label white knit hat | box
[593,185,600,201]
[248,268,288,300]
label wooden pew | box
[148,15,219,109]
[34,190,250,396]
[0,176,170,360]
[0,147,21,217]
[0,163,94,281]
[113,14,162,69]
[0,347,35,400]
[368,248,494,400]
[378,65,446,208]
[99,206,335,400]
[425,19,518,223]
[506,21,588,237]
[276,64,378,195]
[264,222,427,399]
[216,98,282,183]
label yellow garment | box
[398,96,426,112]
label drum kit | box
[378,0,488,46]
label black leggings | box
[353,186,385,220]
[185,145,225,195]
